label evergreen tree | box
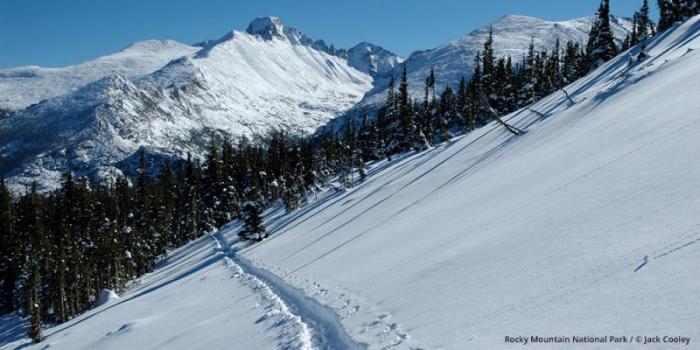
[519,39,537,106]
[155,163,178,250]
[0,178,17,313]
[239,187,266,241]
[133,149,155,275]
[397,63,429,152]
[503,56,518,112]
[467,52,483,130]
[204,140,226,229]
[381,74,402,154]
[219,138,240,225]
[19,183,44,343]
[456,77,469,126]
[658,0,677,31]
[182,152,202,242]
[635,0,654,42]
[586,0,618,70]
[398,63,413,151]
[678,0,700,18]
[544,38,562,93]
[424,67,436,105]
[481,27,498,109]
[433,85,453,142]
[562,41,582,83]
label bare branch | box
[478,91,524,136]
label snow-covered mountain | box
[0,17,386,191]
[0,14,630,191]
[344,42,404,77]
[327,14,632,130]
[4,14,700,350]
[0,40,199,111]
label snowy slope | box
[239,16,700,349]
[0,17,375,191]
[5,14,700,350]
[0,40,199,111]
[338,15,632,120]
[240,16,700,349]
[0,229,317,350]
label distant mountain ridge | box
[0,40,200,111]
[0,17,400,191]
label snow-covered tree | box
[240,193,266,241]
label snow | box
[1,232,290,350]
[3,13,700,350]
[0,40,199,111]
[94,289,120,307]
[213,230,363,350]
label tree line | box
[1,0,697,343]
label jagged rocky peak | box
[346,41,403,76]
[246,16,287,40]
[241,16,312,46]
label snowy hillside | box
[0,17,377,191]
[342,15,632,116]
[0,40,199,111]
[5,13,700,350]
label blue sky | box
[0,0,653,68]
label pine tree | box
[20,183,44,343]
[467,52,483,131]
[586,0,618,70]
[204,140,225,229]
[155,163,178,250]
[381,74,402,154]
[456,77,468,126]
[481,27,497,109]
[181,152,201,242]
[503,56,518,112]
[133,149,155,275]
[0,178,17,314]
[424,67,436,105]
[433,86,452,143]
[219,138,240,225]
[398,63,412,151]
[519,39,537,106]
[545,38,562,93]
[358,114,384,161]
[678,0,700,18]
[240,186,266,241]
[396,63,428,152]
[562,41,582,84]
[635,0,654,42]
[658,0,677,31]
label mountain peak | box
[246,16,286,40]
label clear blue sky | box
[0,0,653,69]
